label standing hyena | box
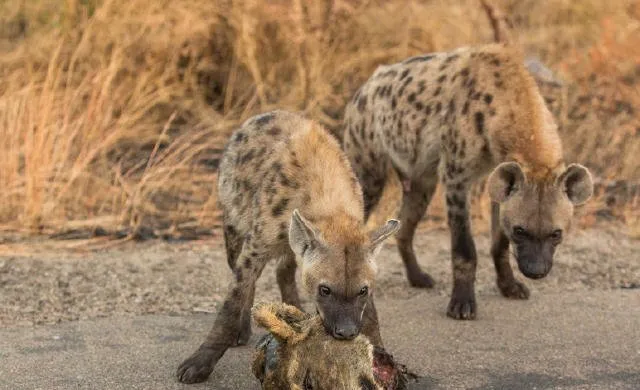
[177,110,399,383]
[342,44,593,320]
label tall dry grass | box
[0,0,638,237]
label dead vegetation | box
[0,0,638,238]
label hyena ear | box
[369,219,400,257]
[487,162,525,203]
[556,163,593,205]
[289,209,323,260]
[252,302,310,344]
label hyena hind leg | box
[395,177,438,288]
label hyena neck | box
[502,89,565,183]
[310,211,366,246]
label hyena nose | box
[333,324,358,340]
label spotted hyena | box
[177,110,399,383]
[342,44,593,320]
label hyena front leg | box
[491,202,530,299]
[177,244,267,384]
[361,295,383,348]
[235,282,256,347]
[276,252,301,308]
[445,182,478,320]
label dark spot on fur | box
[484,94,493,104]
[491,58,501,66]
[474,112,485,134]
[267,126,282,136]
[244,258,252,268]
[445,54,459,63]
[435,102,442,113]
[415,102,424,111]
[462,100,470,115]
[234,131,247,143]
[272,198,289,217]
[408,93,416,103]
[464,77,476,89]
[438,75,447,83]
[403,54,435,64]
[379,69,398,78]
[254,112,275,126]
[400,69,410,80]
[495,80,504,88]
[277,232,287,240]
[417,80,426,94]
[460,68,470,77]
[425,105,432,116]
[494,71,501,79]
[391,97,397,109]
[433,86,441,96]
[357,95,367,112]
[239,150,255,164]
[279,172,298,189]
[386,85,393,97]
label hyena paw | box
[176,347,217,384]
[408,271,435,289]
[446,285,476,320]
[498,279,530,300]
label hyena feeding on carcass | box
[177,110,399,383]
[342,44,593,320]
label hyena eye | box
[513,226,527,239]
[359,286,369,296]
[550,229,563,243]
[319,285,331,297]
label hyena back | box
[177,110,399,383]
[342,44,593,320]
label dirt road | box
[0,227,639,389]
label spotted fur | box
[177,110,399,383]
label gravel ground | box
[0,227,638,327]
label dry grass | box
[0,0,638,237]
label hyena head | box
[488,162,593,279]
[288,209,399,340]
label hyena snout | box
[333,319,359,340]
[320,303,365,341]
[515,240,555,279]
